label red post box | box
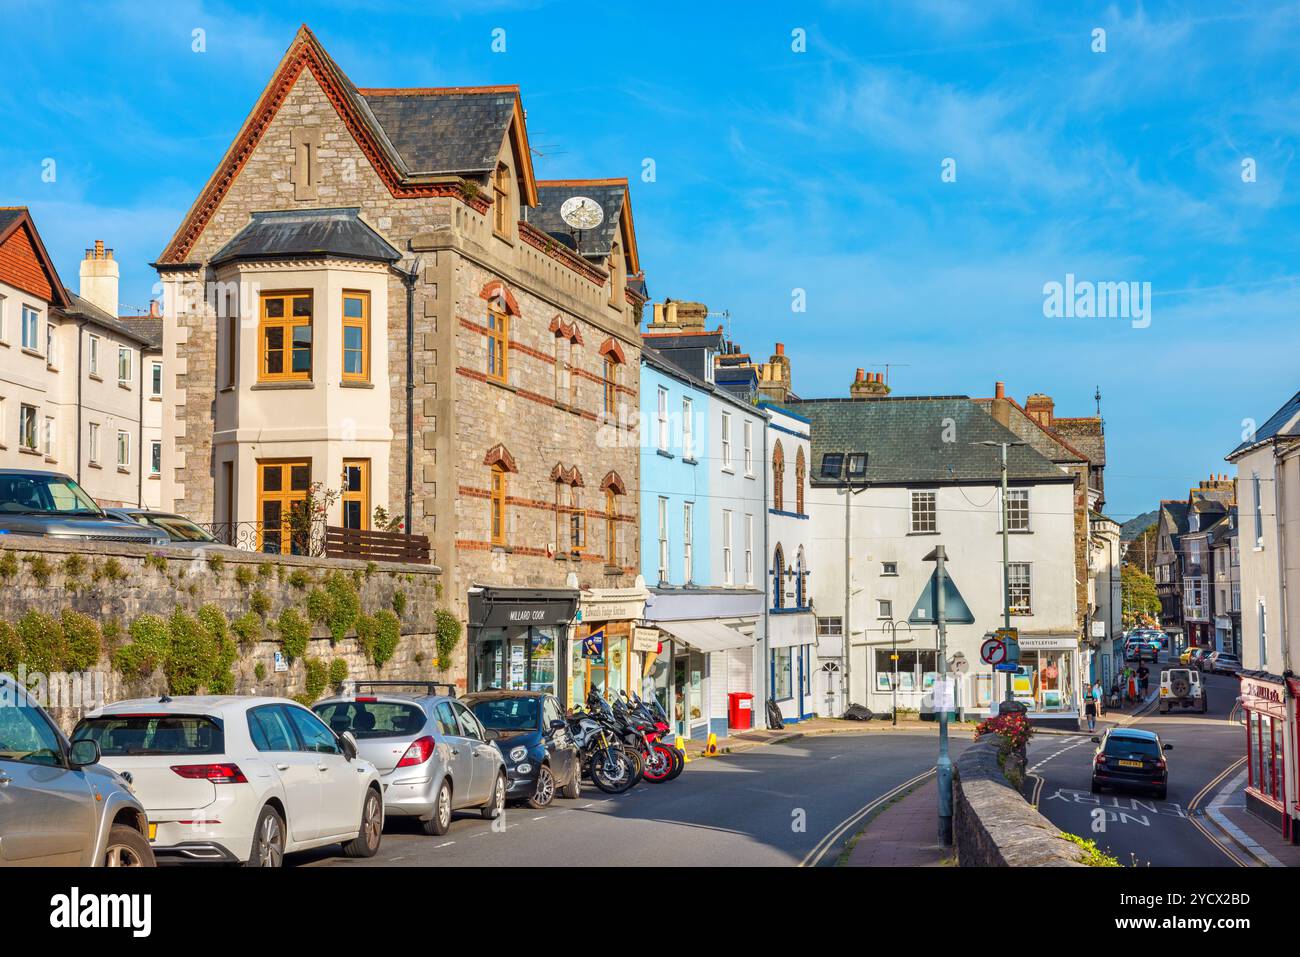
[728,692,754,730]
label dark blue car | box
[463,691,582,809]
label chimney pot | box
[995,381,1005,399]
[855,368,865,382]
[775,342,784,356]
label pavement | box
[675,714,958,759]
[840,776,951,867]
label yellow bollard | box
[704,732,719,757]
[675,735,692,763]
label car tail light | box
[355,696,378,702]
[170,763,247,783]
[1156,759,1166,770]
[1094,754,1106,765]
[396,736,435,768]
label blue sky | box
[3,0,1298,523]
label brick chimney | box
[757,341,793,403]
[1024,393,1054,428]
[648,298,707,332]
[989,380,1011,427]
[850,368,890,400]
[79,240,119,318]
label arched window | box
[603,356,618,415]
[795,446,806,515]
[772,543,785,610]
[486,303,508,384]
[796,545,807,608]
[605,490,618,566]
[490,464,508,547]
[772,440,785,512]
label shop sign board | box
[631,627,660,653]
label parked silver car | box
[0,470,166,544]
[0,676,154,866]
[1205,652,1242,676]
[104,508,241,552]
[313,681,507,836]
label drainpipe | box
[137,348,145,507]
[1274,439,1294,679]
[400,258,422,533]
[761,410,770,718]
[75,319,86,484]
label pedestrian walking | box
[1137,663,1150,697]
[1085,694,1098,733]
[1092,680,1104,716]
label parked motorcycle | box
[566,692,642,794]
[617,690,685,781]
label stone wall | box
[0,536,453,731]
[954,736,1085,867]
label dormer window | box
[820,453,844,479]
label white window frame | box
[743,419,753,476]
[1007,562,1032,615]
[882,561,898,576]
[877,599,893,619]
[721,412,732,471]
[151,360,163,397]
[18,403,37,451]
[657,496,669,584]
[744,513,753,586]
[118,345,132,385]
[910,490,937,533]
[722,509,734,585]
[88,422,100,464]
[45,323,56,367]
[682,397,694,460]
[21,305,38,351]
[88,334,100,376]
[116,429,131,469]
[683,501,694,583]
[1005,488,1029,532]
[41,415,54,457]
[150,439,162,475]
[1259,600,1268,666]
[1253,473,1264,547]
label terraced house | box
[154,26,647,697]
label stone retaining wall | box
[954,735,1085,867]
[0,536,454,730]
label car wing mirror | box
[1163,743,1173,751]
[339,730,359,761]
[550,719,567,732]
[1090,736,1100,744]
[69,738,100,768]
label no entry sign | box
[980,637,1007,666]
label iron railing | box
[200,520,327,557]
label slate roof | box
[529,181,627,260]
[55,290,158,348]
[641,344,762,416]
[641,330,724,384]
[210,208,402,268]
[360,90,516,176]
[0,208,24,234]
[790,396,1073,486]
[972,398,1088,465]
[116,317,164,349]
[1227,391,1300,459]
[1160,500,1190,536]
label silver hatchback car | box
[313,681,506,836]
[0,676,154,866]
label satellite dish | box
[560,196,604,231]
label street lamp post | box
[930,544,953,846]
[977,439,1026,706]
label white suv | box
[1159,668,1206,714]
[73,696,384,866]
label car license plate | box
[1117,759,1143,768]
[148,823,157,841]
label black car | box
[1090,728,1172,799]
[463,691,582,809]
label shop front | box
[769,610,816,723]
[1239,673,1292,839]
[569,584,650,709]
[643,588,762,740]
[467,586,579,697]
[1007,633,1082,729]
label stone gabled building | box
[154,26,647,696]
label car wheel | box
[560,760,582,799]
[480,772,506,820]
[342,788,383,859]
[245,805,286,868]
[526,764,556,810]
[103,825,155,867]
[421,780,453,836]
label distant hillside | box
[1120,510,1158,541]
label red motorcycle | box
[614,691,685,782]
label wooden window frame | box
[341,458,370,530]
[493,162,510,238]
[772,441,785,511]
[257,458,312,554]
[490,465,508,547]
[258,291,313,383]
[342,291,370,383]
[486,306,509,384]
[795,447,806,515]
[605,490,618,566]
[568,486,585,556]
[223,313,237,389]
[603,357,618,415]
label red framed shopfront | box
[1240,675,1292,839]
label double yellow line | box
[800,767,937,867]
[1187,757,1250,867]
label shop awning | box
[656,619,752,653]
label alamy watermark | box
[2,666,108,711]
[1042,273,1151,329]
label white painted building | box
[794,396,1081,725]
